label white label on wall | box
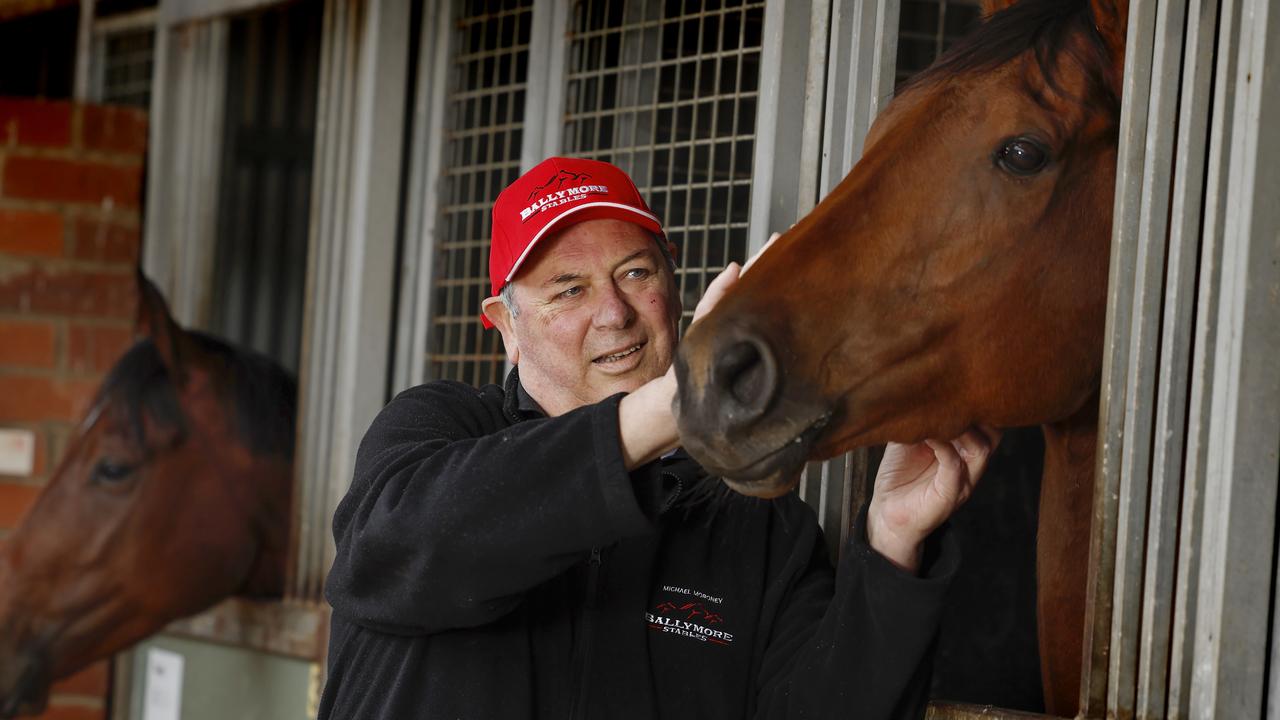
[0,429,35,477]
[143,648,185,720]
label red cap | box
[484,157,665,327]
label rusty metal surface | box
[925,701,1067,720]
[163,598,330,661]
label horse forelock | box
[904,0,1119,121]
[95,340,188,453]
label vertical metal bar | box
[75,0,96,100]
[867,0,898,119]
[522,0,569,169]
[796,0,831,216]
[392,0,452,393]
[1079,0,1159,712]
[1108,0,1189,714]
[747,0,814,253]
[1168,0,1242,712]
[1190,0,1280,711]
[1136,0,1219,716]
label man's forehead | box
[517,221,659,282]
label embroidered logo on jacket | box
[646,585,734,646]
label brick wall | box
[0,97,147,720]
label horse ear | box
[1090,0,1129,84]
[133,268,191,384]
[981,0,1018,17]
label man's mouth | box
[593,342,646,364]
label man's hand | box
[866,426,1001,573]
[617,232,778,469]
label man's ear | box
[481,296,520,365]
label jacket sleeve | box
[324,382,655,636]
[752,503,958,719]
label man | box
[319,157,998,719]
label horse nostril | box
[713,334,778,422]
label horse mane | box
[903,0,1118,115]
[96,333,298,460]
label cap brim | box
[503,202,664,286]
[481,201,664,329]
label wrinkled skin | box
[674,1,1125,715]
[0,276,293,718]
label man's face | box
[484,218,681,416]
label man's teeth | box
[597,344,642,362]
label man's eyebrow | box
[613,249,650,268]
[544,272,583,287]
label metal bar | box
[293,0,358,601]
[1136,0,1219,716]
[925,701,1068,720]
[1079,0,1160,713]
[796,0,831,216]
[74,0,95,100]
[92,6,158,33]
[747,0,814,253]
[520,0,567,169]
[392,0,452,392]
[1108,0,1189,714]
[1167,0,1242,712]
[1190,0,1280,711]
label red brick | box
[0,264,135,319]
[0,99,73,148]
[70,215,138,263]
[81,105,148,156]
[33,704,104,720]
[0,375,100,423]
[0,208,64,257]
[0,481,40,528]
[2,156,142,209]
[51,661,109,697]
[68,324,133,375]
[0,318,57,367]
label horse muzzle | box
[674,319,832,496]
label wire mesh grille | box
[895,0,983,84]
[560,0,765,327]
[99,27,154,108]
[427,0,533,386]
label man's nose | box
[593,285,635,329]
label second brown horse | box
[674,0,1128,715]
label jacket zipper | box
[569,546,603,720]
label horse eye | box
[92,460,135,486]
[995,137,1050,176]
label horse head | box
[0,273,296,718]
[675,0,1126,494]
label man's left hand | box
[866,426,1002,573]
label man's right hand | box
[618,256,747,469]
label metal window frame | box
[141,18,230,327]
[291,0,413,602]
[89,8,158,106]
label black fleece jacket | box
[319,371,959,719]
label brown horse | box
[673,0,1127,715]
[0,273,295,718]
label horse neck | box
[1036,393,1099,716]
[233,455,294,598]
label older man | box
[319,157,997,719]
